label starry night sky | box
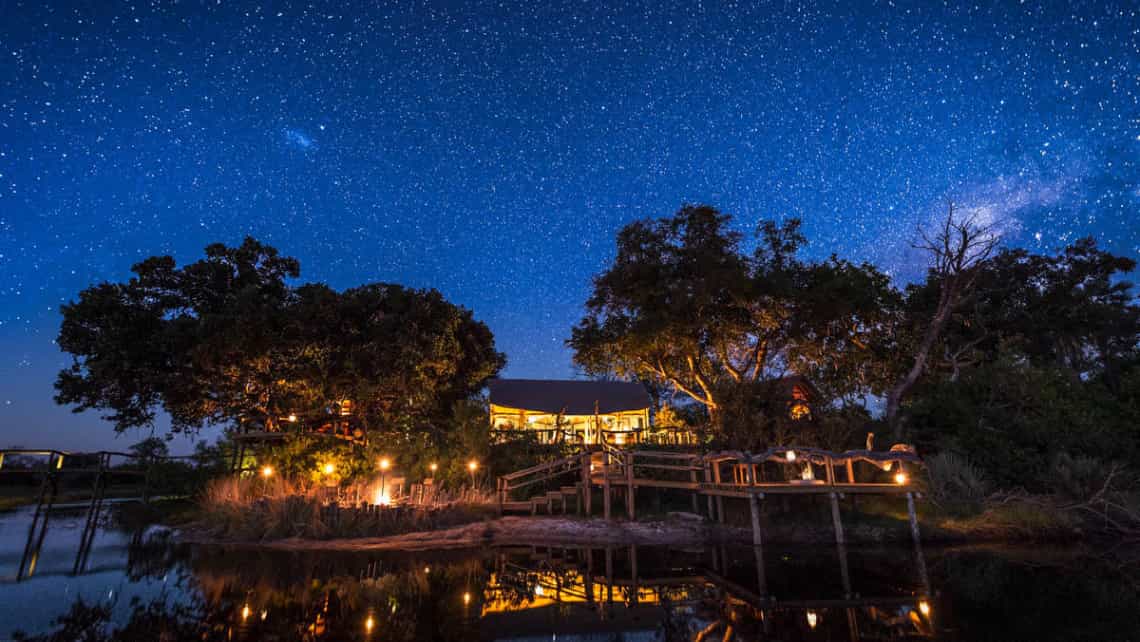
[1,1,1137,452]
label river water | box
[1,504,1138,640]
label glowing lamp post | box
[468,460,479,489]
[323,463,335,475]
[894,471,908,485]
[785,450,796,462]
[429,462,438,476]
[378,457,391,506]
[260,465,274,479]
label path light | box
[894,471,908,485]
[785,450,796,462]
[806,609,818,629]
[287,414,298,423]
[918,600,931,616]
[463,591,471,605]
[260,465,274,478]
[323,463,335,475]
[429,462,438,476]
[468,460,479,488]
[365,615,374,634]
[378,457,391,506]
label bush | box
[925,451,991,513]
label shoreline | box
[177,511,1085,551]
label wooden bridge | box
[497,445,926,546]
[0,448,196,581]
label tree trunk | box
[887,282,956,441]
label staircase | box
[497,446,634,516]
[497,452,591,515]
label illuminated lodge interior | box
[488,379,652,446]
[488,377,814,447]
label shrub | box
[925,451,991,512]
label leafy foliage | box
[55,238,505,441]
[569,205,898,449]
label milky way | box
[1,1,1137,450]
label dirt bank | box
[181,514,712,551]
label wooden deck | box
[497,445,926,546]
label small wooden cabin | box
[488,379,651,446]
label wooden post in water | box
[745,459,764,548]
[690,463,700,514]
[748,492,764,547]
[713,462,725,523]
[906,492,921,544]
[603,457,611,520]
[625,452,636,520]
[829,492,845,545]
[705,462,716,519]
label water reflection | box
[4,507,1140,640]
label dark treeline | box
[52,206,1140,519]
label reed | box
[196,476,496,541]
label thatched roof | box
[488,378,650,415]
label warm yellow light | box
[365,615,374,633]
[785,450,796,462]
[261,465,274,478]
[287,414,298,423]
[429,462,438,473]
[241,604,251,621]
[260,610,267,621]
[806,609,818,629]
[379,457,391,471]
[463,591,471,605]
[323,463,335,475]
[918,600,931,616]
[374,489,391,506]
[614,433,625,445]
[424,566,430,574]
[894,471,908,485]
[535,584,544,596]
[468,460,478,472]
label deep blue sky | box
[1,1,1137,452]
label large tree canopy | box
[55,238,505,437]
[569,205,899,447]
[907,237,1139,388]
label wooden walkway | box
[0,448,195,581]
[497,445,926,546]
